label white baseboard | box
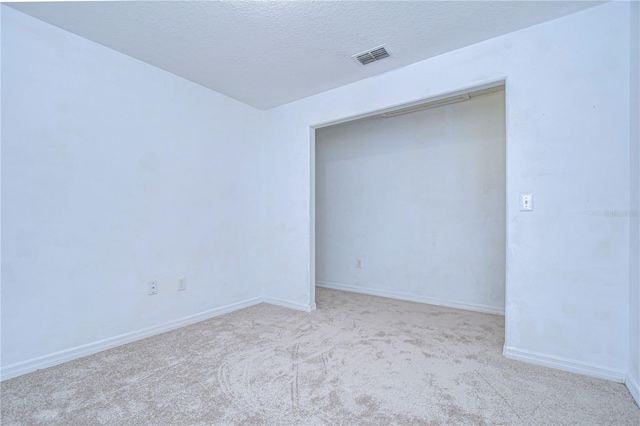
[316,281,504,315]
[503,345,626,382]
[626,373,640,407]
[1,296,263,381]
[263,296,316,312]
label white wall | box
[315,92,505,314]
[1,6,264,374]
[628,0,640,405]
[2,0,637,392]
[261,1,632,379]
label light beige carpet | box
[1,288,639,425]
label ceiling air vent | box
[352,45,392,66]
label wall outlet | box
[178,277,187,291]
[148,281,158,295]
[356,257,364,268]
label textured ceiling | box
[8,1,604,110]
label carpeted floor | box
[2,288,639,425]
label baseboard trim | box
[316,281,504,315]
[503,345,626,382]
[263,296,316,312]
[626,373,640,407]
[1,296,263,381]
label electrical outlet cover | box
[178,277,187,291]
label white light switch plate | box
[520,193,534,211]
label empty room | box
[1,1,639,424]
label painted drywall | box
[315,92,505,314]
[628,0,640,404]
[260,1,632,378]
[2,0,636,390]
[1,7,264,371]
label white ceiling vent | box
[352,45,392,66]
